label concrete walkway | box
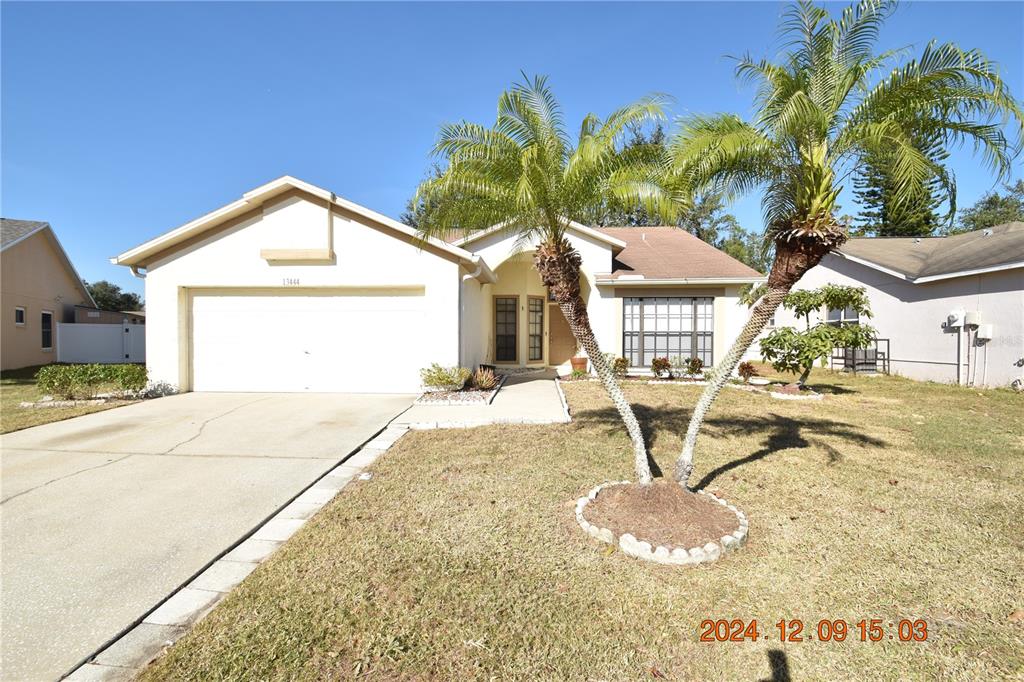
[397,370,569,429]
[0,392,413,681]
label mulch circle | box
[576,482,748,566]
[585,482,737,549]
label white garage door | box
[190,290,425,393]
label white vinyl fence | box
[56,322,146,364]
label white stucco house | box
[761,222,1024,388]
[112,176,765,393]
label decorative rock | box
[574,479,748,568]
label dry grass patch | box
[140,369,1023,680]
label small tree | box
[759,285,875,387]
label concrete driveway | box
[0,392,413,681]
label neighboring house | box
[111,176,764,393]
[1,219,97,370]
[762,223,1024,388]
[73,305,146,325]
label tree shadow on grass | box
[572,404,886,488]
[759,650,791,682]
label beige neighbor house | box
[112,176,765,393]
[1,219,97,370]
[760,222,1024,388]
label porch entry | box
[493,294,569,365]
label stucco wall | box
[142,192,462,391]
[762,254,1024,387]
[1,231,92,370]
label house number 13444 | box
[282,278,300,286]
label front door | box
[495,296,518,362]
[548,302,575,365]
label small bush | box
[420,363,471,391]
[702,368,714,381]
[650,357,672,378]
[472,367,498,390]
[612,356,629,377]
[685,357,704,376]
[569,369,588,380]
[737,361,758,381]
[36,363,149,400]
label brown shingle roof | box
[594,226,764,280]
[838,222,1024,281]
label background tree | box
[852,131,951,236]
[414,75,678,485]
[944,179,1024,234]
[667,0,1021,487]
[85,280,143,311]
[759,284,875,386]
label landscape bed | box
[137,367,1023,680]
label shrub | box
[702,368,714,381]
[737,361,758,381]
[36,363,149,400]
[472,367,498,390]
[420,363,471,391]
[650,357,672,378]
[685,356,704,376]
[569,369,588,380]
[612,356,629,377]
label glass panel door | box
[495,297,517,362]
[528,297,544,361]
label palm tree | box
[416,75,678,485]
[670,0,1022,487]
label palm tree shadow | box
[571,404,886,487]
[758,650,791,682]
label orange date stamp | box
[699,618,928,642]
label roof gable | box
[1,219,97,306]
[113,176,495,283]
[454,220,627,250]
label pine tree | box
[853,132,948,237]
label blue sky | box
[3,1,1022,297]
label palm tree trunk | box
[535,238,653,485]
[674,236,841,487]
[673,287,788,486]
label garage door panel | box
[190,291,424,393]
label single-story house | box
[1,219,97,370]
[764,222,1024,388]
[112,176,765,393]
[73,305,146,325]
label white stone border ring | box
[575,481,748,566]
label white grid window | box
[623,297,714,368]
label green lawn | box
[139,368,1023,680]
[0,365,132,434]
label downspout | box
[129,265,147,279]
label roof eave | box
[595,276,767,286]
[455,219,627,250]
